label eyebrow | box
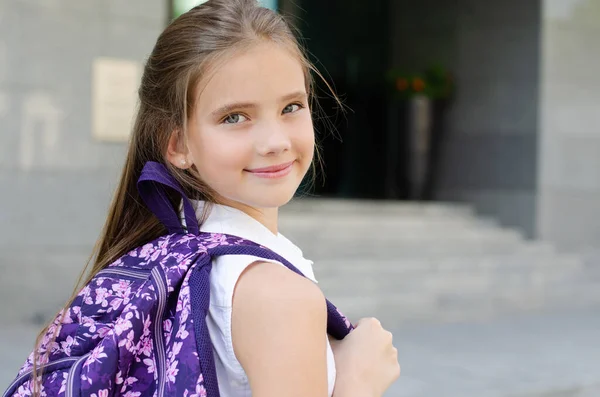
[210,91,308,118]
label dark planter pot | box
[386,96,449,201]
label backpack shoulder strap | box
[137,161,199,235]
[206,241,354,339]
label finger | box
[356,317,378,327]
[385,330,393,344]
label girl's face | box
[184,42,314,210]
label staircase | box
[3,199,599,327]
[280,199,600,325]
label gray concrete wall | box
[390,0,542,238]
[0,0,166,323]
[537,0,600,250]
[440,0,541,238]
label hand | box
[330,317,400,397]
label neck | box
[218,198,279,235]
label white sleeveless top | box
[193,202,336,397]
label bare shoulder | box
[232,261,327,333]
[231,261,329,396]
[233,260,325,310]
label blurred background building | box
[291,0,600,250]
[2,0,596,249]
[1,1,599,396]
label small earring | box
[180,159,187,166]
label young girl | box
[10,0,399,396]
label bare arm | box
[232,261,329,397]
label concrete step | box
[318,259,584,296]
[279,213,502,236]
[282,223,521,241]
[284,198,475,218]
[284,225,523,242]
[313,251,574,277]
[296,237,528,259]
[329,280,600,325]
[279,211,495,228]
[315,242,556,263]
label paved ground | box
[384,307,600,397]
[1,307,599,396]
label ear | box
[166,129,191,169]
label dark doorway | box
[294,0,397,199]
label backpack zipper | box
[2,356,79,397]
[96,268,150,280]
[64,353,90,397]
[150,266,168,397]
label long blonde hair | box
[31,0,340,394]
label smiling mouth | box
[245,161,295,178]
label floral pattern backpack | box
[3,161,353,397]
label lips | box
[246,161,295,174]
[245,160,295,179]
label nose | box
[254,120,291,156]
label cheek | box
[188,130,251,181]
[294,117,315,162]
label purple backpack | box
[3,161,353,397]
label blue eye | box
[283,103,303,114]
[223,113,248,124]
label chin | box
[251,190,296,209]
[234,185,298,210]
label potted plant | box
[387,65,454,101]
[385,65,454,200]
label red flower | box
[412,78,425,92]
[396,78,409,91]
